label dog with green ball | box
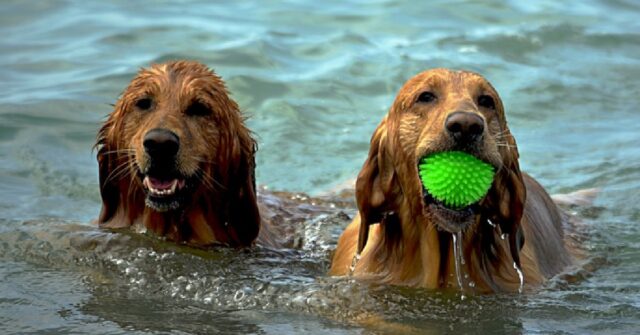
[331,69,591,293]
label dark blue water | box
[1,1,639,334]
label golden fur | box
[96,61,261,246]
[330,69,574,292]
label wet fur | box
[95,61,260,246]
[330,69,575,292]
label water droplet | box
[513,262,524,293]
[451,232,465,290]
[348,252,361,276]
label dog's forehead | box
[138,65,194,85]
[129,61,224,100]
[403,68,493,93]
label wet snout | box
[445,111,485,145]
[143,128,180,163]
[140,128,186,211]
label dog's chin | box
[422,193,478,233]
[141,174,188,212]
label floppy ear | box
[229,142,260,245]
[95,117,120,225]
[356,117,399,254]
[222,119,261,246]
[483,125,527,266]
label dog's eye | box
[478,95,496,110]
[186,101,211,117]
[135,98,152,110]
[416,91,437,103]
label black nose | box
[445,111,485,143]
[143,128,180,159]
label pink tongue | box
[148,177,175,190]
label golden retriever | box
[95,60,262,246]
[330,69,576,293]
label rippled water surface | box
[1,1,639,334]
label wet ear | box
[225,128,260,246]
[356,118,398,254]
[95,118,120,225]
[484,125,527,265]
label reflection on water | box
[1,0,639,334]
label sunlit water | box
[1,1,639,334]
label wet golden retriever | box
[330,69,577,293]
[96,60,262,246]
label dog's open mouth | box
[143,177,185,197]
[422,190,479,232]
[418,151,496,232]
[141,174,188,212]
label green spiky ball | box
[419,151,495,209]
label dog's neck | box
[363,206,517,291]
[363,211,442,288]
[105,184,257,247]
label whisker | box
[196,168,226,191]
[105,166,132,186]
[104,158,135,184]
[494,132,514,140]
[198,175,216,191]
[100,148,136,156]
[200,175,216,191]
[127,160,140,200]
[204,173,225,191]
[189,157,214,164]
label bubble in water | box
[234,290,245,301]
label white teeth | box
[169,179,178,193]
[149,187,175,196]
[143,177,180,197]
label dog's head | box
[356,69,525,253]
[96,61,259,245]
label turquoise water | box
[1,1,639,334]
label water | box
[1,0,639,333]
[451,232,465,292]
